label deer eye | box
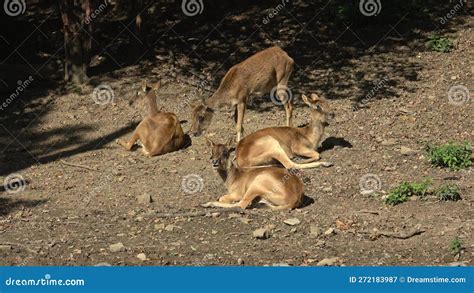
[198,116,205,122]
[315,105,322,111]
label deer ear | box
[302,94,311,106]
[310,93,320,101]
[226,137,234,148]
[153,81,161,90]
[205,137,214,147]
[141,80,148,92]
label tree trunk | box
[59,0,92,84]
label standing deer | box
[235,93,334,169]
[202,138,304,210]
[190,46,294,141]
[116,80,185,156]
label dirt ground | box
[0,3,473,266]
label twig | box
[146,207,255,218]
[377,228,425,239]
[60,159,98,171]
[358,210,380,215]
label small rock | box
[272,262,290,266]
[211,212,221,218]
[237,258,244,265]
[310,225,321,237]
[317,257,341,266]
[324,228,336,235]
[136,253,147,261]
[137,193,152,204]
[165,224,175,232]
[322,187,332,193]
[109,242,125,252]
[283,218,301,226]
[381,138,396,146]
[400,146,418,156]
[94,262,112,267]
[0,245,12,252]
[154,223,165,230]
[253,228,271,239]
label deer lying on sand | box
[116,80,185,156]
[235,93,334,169]
[201,138,304,210]
[190,46,295,141]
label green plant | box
[427,35,453,53]
[435,184,461,201]
[384,180,430,205]
[450,237,462,255]
[425,142,472,170]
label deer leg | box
[277,63,294,127]
[116,132,139,151]
[235,102,245,141]
[293,146,321,163]
[272,148,332,169]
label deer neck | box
[217,158,240,187]
[146,92,160,115]
[303,118,326,148]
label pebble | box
[253,228,271,239]
[136,253,147,261]
[0,245,12,252]
[165,224,176,232]
[324,228,336,236]
[283,218,301,226]
[317,257,341,266]
[400,146,418,156]
[237,258,244,265]
[381,138,396,146]
[154,223,165,230]
[109,242,125,252]
[137,193,152,204]
[310,226,321,237]
[94,262,112,267]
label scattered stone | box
[237,258,244,265]
[154,223,165,230]
[336,219,350,230]
[310,225,321,237]
[448,261,469,267]
[272,262,290,266]
[211,212,221,218]
[400,146,419,156]
[165,224,176,232]
[137,193,152,204]
[0,245,12,252]
[253,228,271,240]
[322,187,332,193]
[109,242,125,252]
[136,253,147,261]
[381,138,396,146]
[94,262,112,267]
[283,218,301,226]
[324,228,336,236]
[317,257,341,266]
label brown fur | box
[190,46,295,141]
[116,80,185,156]
[235,93,334,169]
[201,139,304,210]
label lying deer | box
[190,46,294,141]
[235,93,334,169]
[201,138,304,210]
[116,80,185,156]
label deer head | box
[129,79,161,107]
[206,137,233,170]
[190,100,214,136]
[301,93,335,126]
